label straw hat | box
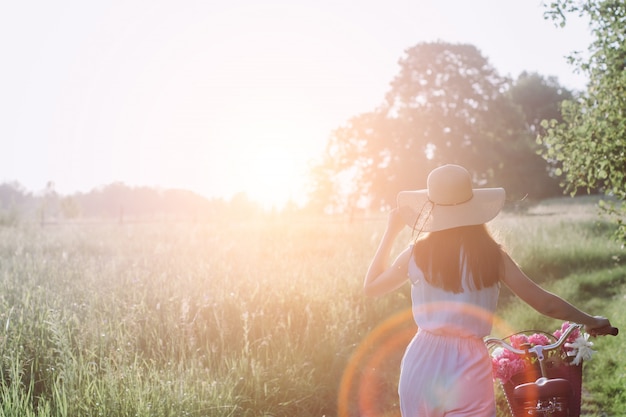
[397,164,505,232]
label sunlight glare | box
[240,145,304,209]
[214,86,321,210]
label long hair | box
[412,224,503,293]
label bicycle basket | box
[492,330,583,417]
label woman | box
[363,164,612,417]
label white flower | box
[565,333,596,365]
[492,347,504,358]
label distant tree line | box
[0,182,271,225]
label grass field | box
[0,196,623,416]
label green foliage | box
[540,0,626,243]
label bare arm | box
[500,250,611,334]
[363,209,411,297]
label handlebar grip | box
[592,326,619,336]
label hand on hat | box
[386,208,406,237]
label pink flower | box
[492,355,526,383]
[553,323,565,339]
[500,348,521,361]
[553,322,579,342]
[492,322,591,383]
[528,333,550,346]
[510,334,529,349]
[553,322,581,353]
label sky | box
[0,0,592,208]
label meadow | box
[0,196,624,416]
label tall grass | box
[0,221,394,416]
[0,197,623,416]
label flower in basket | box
[491,346,526,383]
[554,321,596,365]
[491,322,596,383]
[565,333,595,365]
[553,321,581,345]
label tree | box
[506,72,574,198]
[311,41,560,212]
[39,181,59,226]
[0,182,31,226]
[510,72,574,134]
[540,0,626,241]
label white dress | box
[398,254,500,417]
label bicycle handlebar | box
[485,324,582,358]
[485,323,619,361]
[590,325,619,337]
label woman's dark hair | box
[412,224,503,293]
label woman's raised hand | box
[385,208,406,236]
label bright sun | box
[241,146,303,209]
[212,87,322,210]
[199,103,320,210]
[192,9,334,210]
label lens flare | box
[338,308,414,417]
[338,302,514,417]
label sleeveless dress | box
[398,253,500,417]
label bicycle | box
[485,324,618,417]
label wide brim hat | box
[397,164,505,232]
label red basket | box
[501,360,582,417]
[495,330,583,417]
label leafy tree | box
[506,72,574,198]
[510,72,574,134]
[0,181,30,209]
[0,182,31,226]
[540,0,626,241]
[311,42,565,212]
